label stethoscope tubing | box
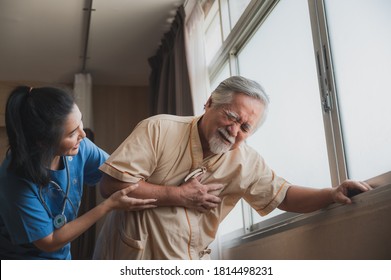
[38,156,77,228]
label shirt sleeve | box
[242,154,291,216]
[99,118,159,183]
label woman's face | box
[56,104,86,156]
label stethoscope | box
[38,156,77,229]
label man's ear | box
[205,98,212,109]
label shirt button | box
[68,156,73,161]
[73,179,78,184]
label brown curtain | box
[70,128,96,259]
[148,5,194,116]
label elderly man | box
[93,76,370,259]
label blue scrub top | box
[0,138,108,259]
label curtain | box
[185,0,210,116]
[148,5,194,116]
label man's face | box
[199,93,265,155]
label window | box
[209,62,230,90]
[204,0,252,69]
[323,0,391,180]
[238,0,330,224]
[203,0,391,241]
[227,0,251,29]
[204,1,222,65]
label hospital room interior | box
[0,0,390,260]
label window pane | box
[210,61,230,90]
[228,0,251,29]
[204,1,222,65]
[219,0,231,40]
[237,0,331,224]
[324,0,391,180]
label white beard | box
[208,128,235,154]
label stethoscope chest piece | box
[53,214,67,229]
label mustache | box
[217,128,235,144]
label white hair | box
[209,76,269,131]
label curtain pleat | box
[149,6,194,116]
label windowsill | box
[220,171,391,249]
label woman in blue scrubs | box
[0,86,156,259]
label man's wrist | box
[164,185,184,207]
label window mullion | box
[208,0,279,81]
[308,0,347,185]
[241,199,253,234]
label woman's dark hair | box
[5,86,75,186]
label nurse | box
[0,86,156,259]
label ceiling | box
[0,0,186,86]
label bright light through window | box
[325,0,391,181]
[237,0,331,224]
